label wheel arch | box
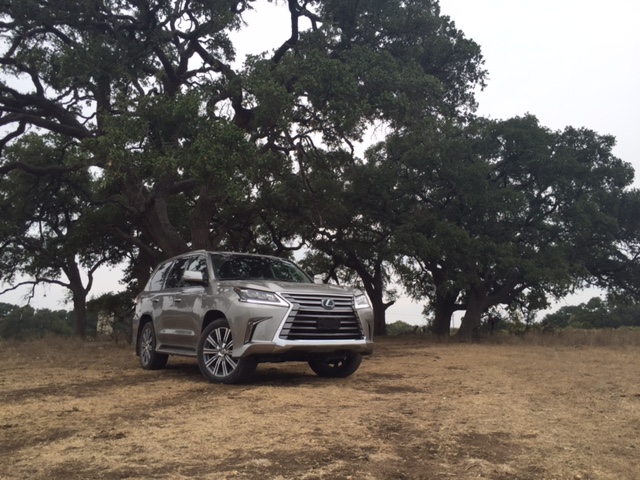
[135,314,154,354]
[202,310,227,333]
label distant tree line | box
[4,294,635,341]
[388,294,640,336]
[0,302,83,339]
[1,0,639,339]
[541,296,640,330]
[0,293,132,340]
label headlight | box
[234,287,287,306]
[354,293,370,309]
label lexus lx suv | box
[133,251,374,383]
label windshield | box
[210,254,312,283]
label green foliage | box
[87,291,135,341]
[0,306,73,340]
[386,320,418,336]
[1,0,638,342]
[477,310,530,336]
[388,115,639,337]
[0,132,128,337]
[0,302,18,318]
[541,295,640,330]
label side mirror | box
[313,274,324,284]
[183,270,206,285]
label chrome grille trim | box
[279,293,364,340]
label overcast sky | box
[439,0,639,180]
[2,0,638,324]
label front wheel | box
[308,352,362,378]
[197,319,257,384]
[138,322,168,370]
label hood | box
[220,280,361,296]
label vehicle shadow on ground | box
[158,359,339,387]
[250,366,325,387]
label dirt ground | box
[1,336,639,480]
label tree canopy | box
[387,115,639,337]
[1,0,486,336]
[1,0,638,338]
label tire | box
[197,319,257,384]
[308,352,363,378]
[138,322,168,370]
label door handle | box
[174,298,182,303]
[152,299,159,304]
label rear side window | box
[147,261,173,291]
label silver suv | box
[133,251,374,383]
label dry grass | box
[480,327,640,348]
[1,335,639,479]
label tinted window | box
[271,261,309,282]
[185,255,208,282]
[147,261,173,291]
[164,258,189,289]
[210,254,311,283]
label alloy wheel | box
[202,326,238,377]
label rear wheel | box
[308,352,362,378]
[138,322,168,370]
[197,319,257,384]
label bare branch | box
[0,277,70,297]
[0,120,26,153]
[272,0,300,64]
[168,178,200,194]
[110,226,157,261]
[0,281,35,296]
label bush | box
[387,320,422,336]
[0,306,73,340]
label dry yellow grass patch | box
[1,336,639,479]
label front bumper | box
[225,292,375,359]
[233,338,375,358]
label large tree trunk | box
[189,187,218,250]
[431,291,458,336]
[349,259,393,337]
[359,277,391,336]
[456,284,488,341]
[369,295,391,337]
[130,249,157,293]
[71,292,88,338]
[431,297,455,337]
[370,296,386,337]
[139,197,190,258]
[65,261,89,338]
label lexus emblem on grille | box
[321,298,335,310]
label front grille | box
[279,293,364,340]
